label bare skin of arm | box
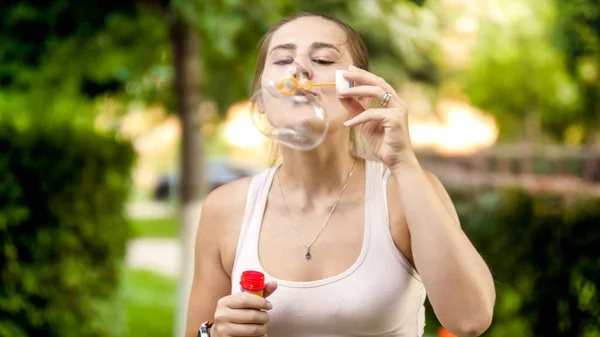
[388,163,495,337]
[185,178,277,337]
[184,183,237,337]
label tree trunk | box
[170,16,206,337]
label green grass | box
[129,217,179,238]
[122,268,177,337]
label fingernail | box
[343,120,352,126]
[338,88,348,95]
[266,301,273,310]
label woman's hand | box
[339,65,417,169]
[211,282,278,337]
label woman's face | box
[259,17,355,133]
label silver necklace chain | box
[277,159,357,260]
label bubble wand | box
[276,70,354,97]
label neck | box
[278,132,358,199]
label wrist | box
[390,151,421,173]
[198,320,215,337]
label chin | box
[287,118,328,133]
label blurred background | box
[1,0,599,336]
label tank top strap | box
[232,165,280,271]
[364,160,387,236]
[364,160,382,200]
[371,161,422,282]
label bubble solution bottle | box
[239,270,265,297]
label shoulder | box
[202,165,274,219]
[202,176,253,221]
[199,168,272,274]
[200,173,257,245]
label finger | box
[338,85,398,108]
[339,96,367,117]
[229,309,270,324]
[263,280,278,298]
[342,65,394,92]
[343,109,388,128]
[226,293,273,310]
[224,322,267,336]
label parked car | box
[153,157,265,201]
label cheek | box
[260,68,275,87]
[261,65,287,84]
[319,98,351,124]
[312,67,336,83]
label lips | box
[295,89,317,98]
[290,90,317,104]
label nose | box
[292,60,312,82]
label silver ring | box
[380,92,392,107]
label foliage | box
[169,0,435,111]
[459,0,581,142]
[425,188,600,337]
[553,0,600,135]
[0,122,135,337]
[0,0,136,86]
[1,0,434,122]
[0,2,171,125]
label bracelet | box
[198,320,214,337]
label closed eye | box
[313,59,334,65]
[273,59,334,66]
[274,59,294,65]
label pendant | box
[305,251,311,259]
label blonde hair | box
[250,12,373,166]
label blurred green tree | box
[0,1,171,126]
[170,0,438,112]
[451,188,600,337]
[552,0,600,179]
[1,0,439,122]
[0,1,136,87]
[459,0,581,143]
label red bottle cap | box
[240,270,265,291]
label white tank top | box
[231,160,426,337]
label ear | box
[249,89,266,115]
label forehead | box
[268,16,348,51]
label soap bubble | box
[249,89,328,151]
[262,61,312,98]
[249,63,329,151]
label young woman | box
[186,12,495,337]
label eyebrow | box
[269,42,342,55]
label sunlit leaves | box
[460,0,582,142]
